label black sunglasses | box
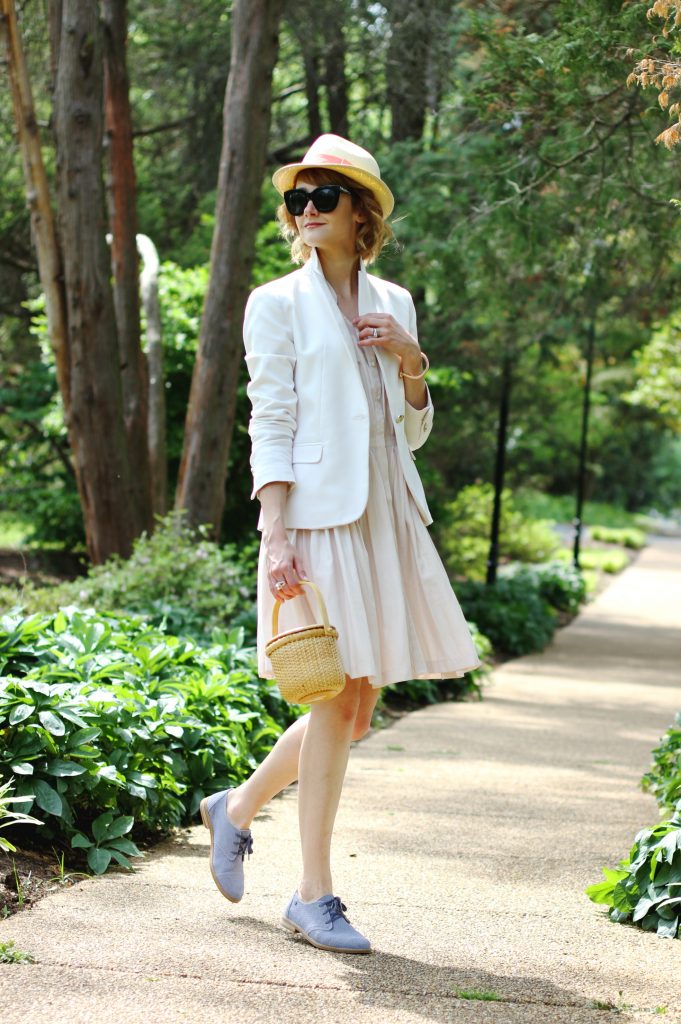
[283,184,353,216]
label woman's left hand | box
[352,313,423,376]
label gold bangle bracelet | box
[399,350,430,380]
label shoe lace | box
[321,896,349,924]
[232,832,253,862]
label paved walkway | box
[2,539,680,1023]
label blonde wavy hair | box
[276,168,394,266]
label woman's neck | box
[316,248,360,307]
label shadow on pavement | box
[229,915,618,1022]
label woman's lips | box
[304,222,324,228]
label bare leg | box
[227,713,310,829]
[227,679,380,839]
[297,677,364,902]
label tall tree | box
[322,19,348,136]
[102,0,153,534]
[51,0,145,561]
[0,0,69,408]
[386,0,431,142]
[175,0,284,533]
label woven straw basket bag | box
[265,580,346,704]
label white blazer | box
[243,248,434,530]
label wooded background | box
[1,0,680,563]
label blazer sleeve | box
[243,287,297,500]
[403,295,434,452]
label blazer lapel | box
[360,263,401,412]
[304,249,362,371]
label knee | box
[325,677,362,726]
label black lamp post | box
[573,244,606,569]
[486,350,513,585]
[573,308,596,569]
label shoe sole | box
[280,915,372,954]
[199,796,242,904]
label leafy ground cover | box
[0,607,301,877]
[586,713,681,940]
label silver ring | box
[274,580,286,591]
[372,327,379,339]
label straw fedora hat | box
[272,134,394,218]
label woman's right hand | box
[264,528,308,602]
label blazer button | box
[395,414,405,424]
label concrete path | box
[2,539,680,1023]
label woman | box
[201,135,480,954]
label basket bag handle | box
[271,579,332,636]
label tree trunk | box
[1,0,70,413]
[138,233,167,518]
[322,21,348,137]
[386,0,430,142]
[51,0,141,562]
[102,0,152,535]
[175,0,283,534]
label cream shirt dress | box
[255,279,481,688]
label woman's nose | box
[303,197,318,215]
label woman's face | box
[294,173,365,255]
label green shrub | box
[589,525,647,550]
[1,512,259,640]
[456,576,556,657]
[579,549,630,573]
[503,561,587,615]
[437,484,559,582]
[513,490,648,530]
[642,714,681,814]
[555,546,630,574]
[0,607,301,872]
[585,801,681,940]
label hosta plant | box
[642,712,681,814]
[585,801,681,939]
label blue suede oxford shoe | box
[281,891,372,953]
[200,789,253,903]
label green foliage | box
[437,484,559,582]
[503,561,587,616]
[0,304,84,549]
[588,525,647,550]
[585,801,681,940]
[0,606,302,873]
[0,941,35,964]
[4,513,258,640]
[456,559,587,658]
[555,547,630,574]
[456,577,556,658]
[453,990,501,1002]
[642,714,681,815]
[0,777,43,853]
[512,490,649,530]
[625,319,681,431]
[70,811,142,875]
